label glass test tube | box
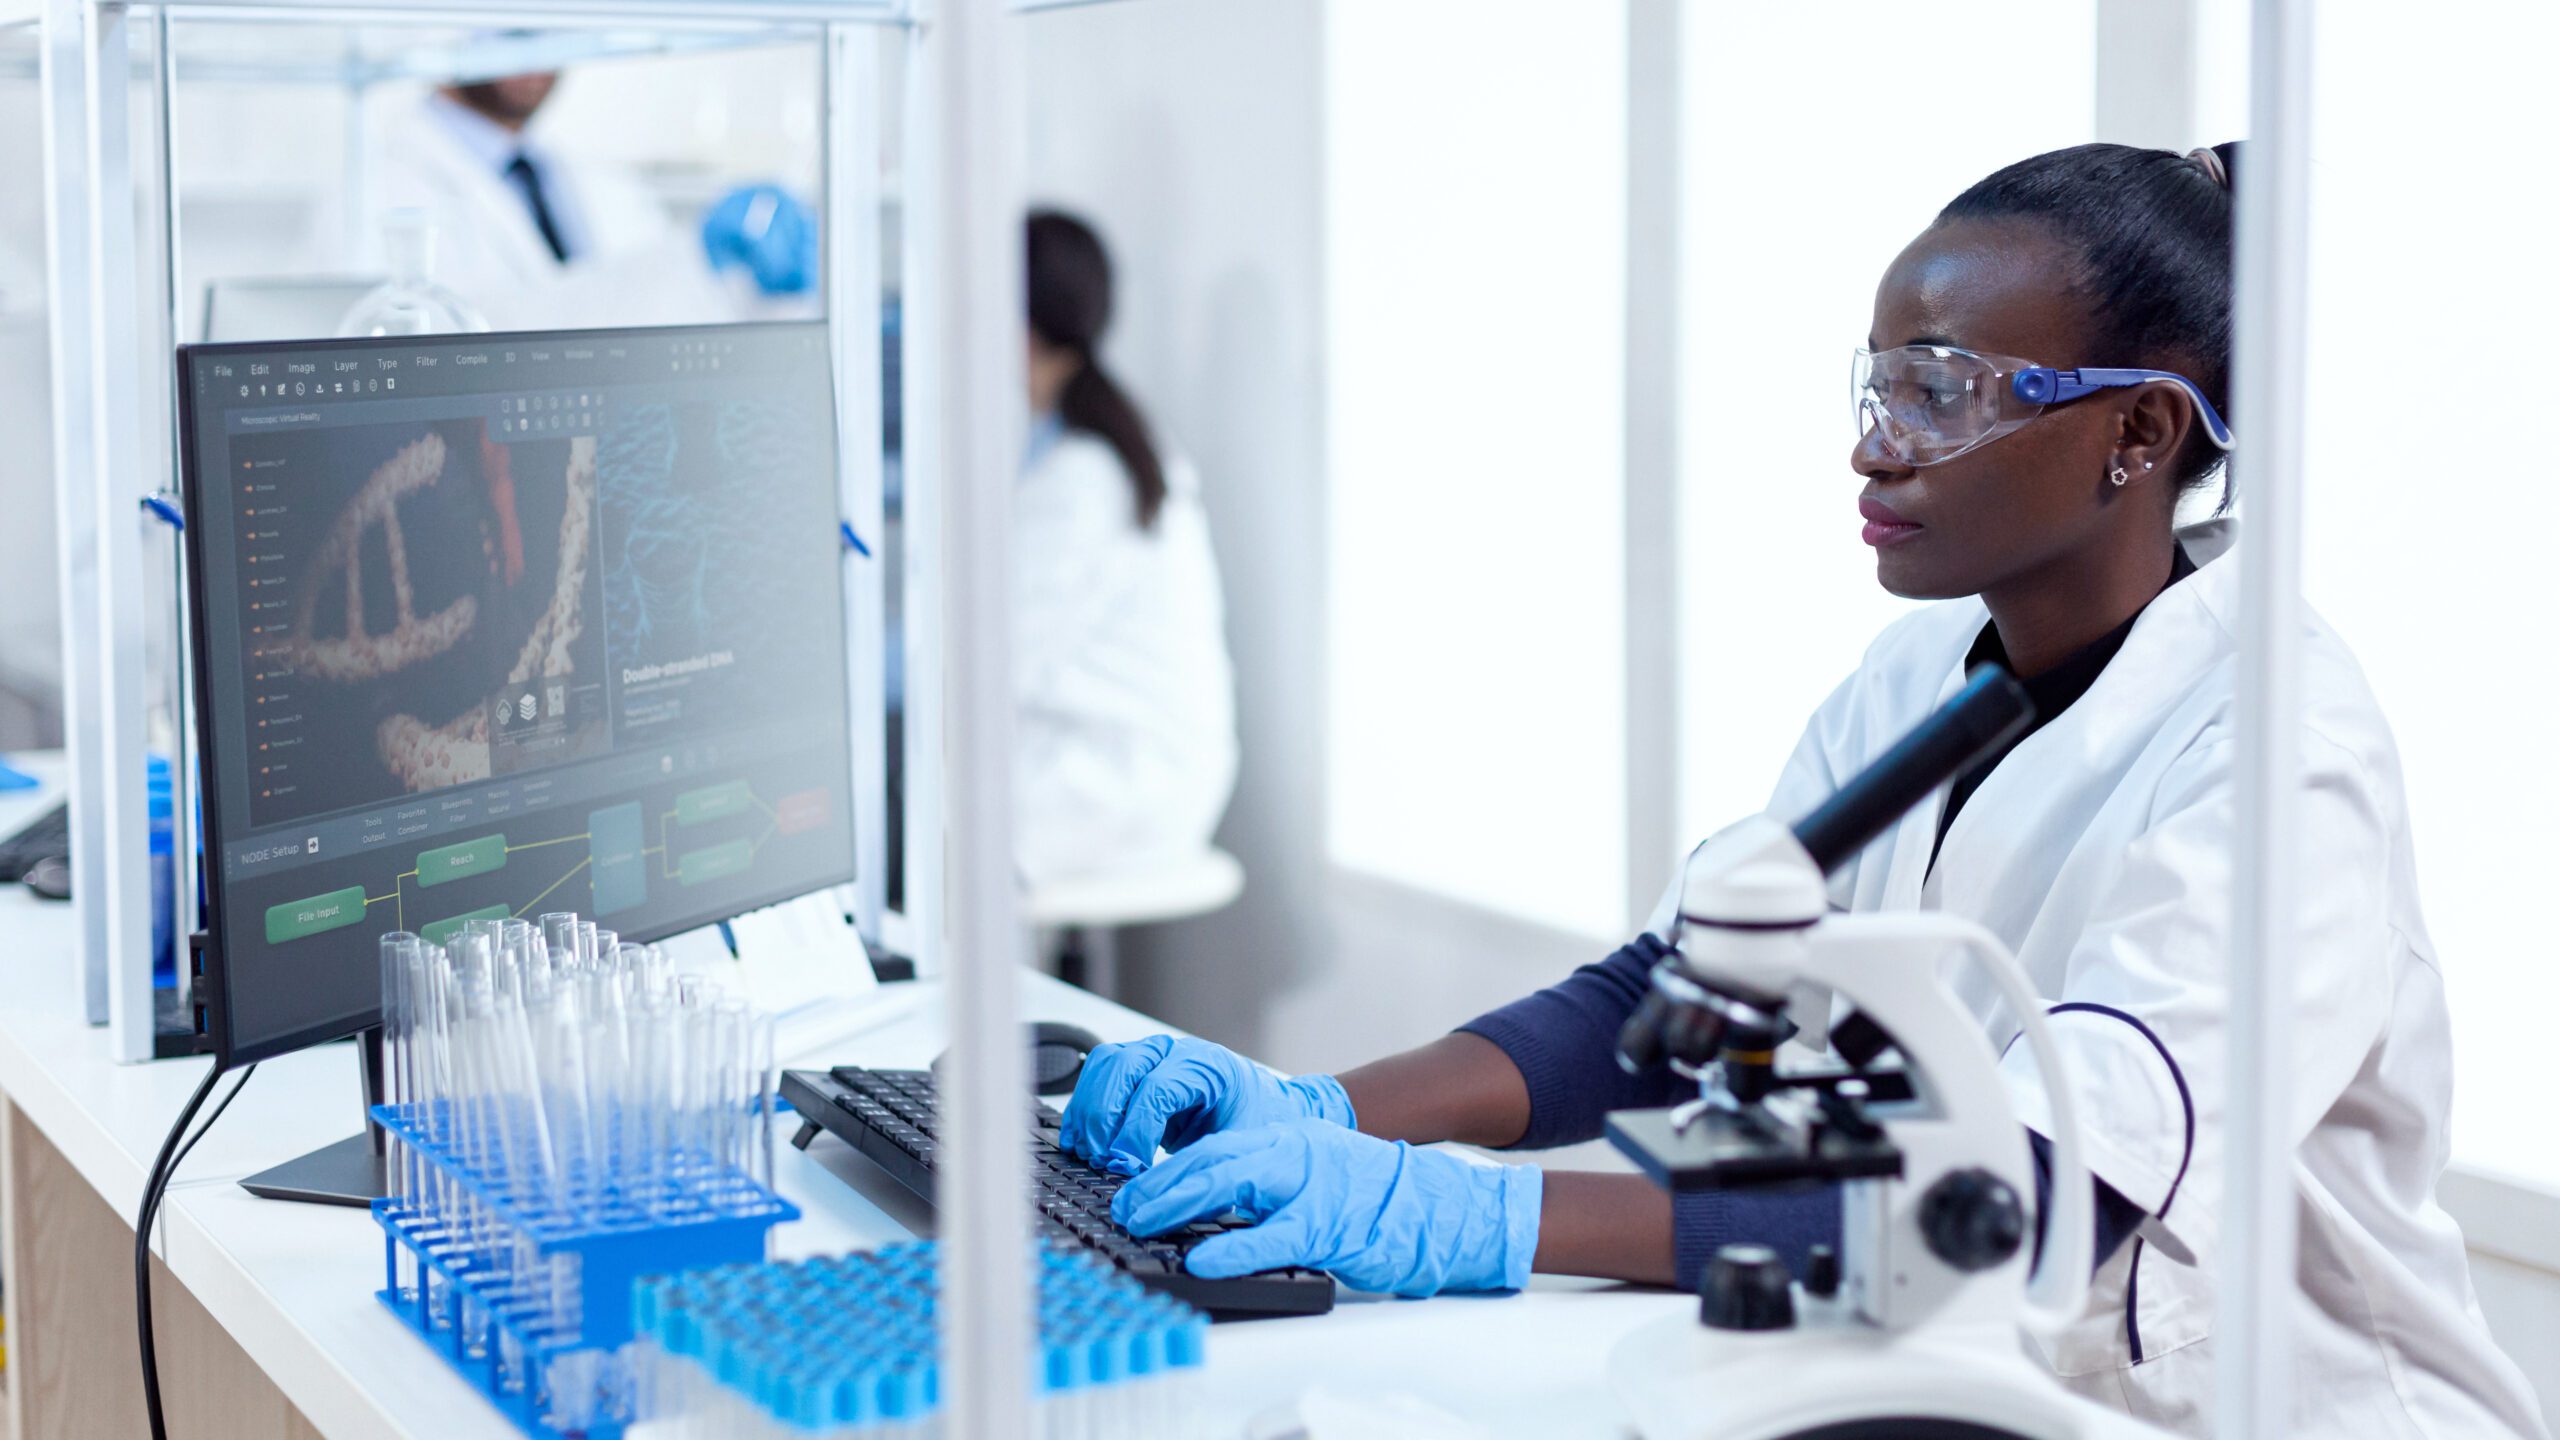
[379,932,420,1303]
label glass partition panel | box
[1324,1,1630,939]
[1675,1,2098,848]
[2299,6,2560,1190]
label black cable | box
[135,1062,253,1440]
[168,1064,256,1189]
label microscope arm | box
[1792,667,2037,874]
[1942,922,2094,1334]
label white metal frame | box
[38,0,105,1030]
[2220,0,2313,1430]
[893,17,943,971]
[54,0,157,1053]
[910,0,1029,1429]
[824,20,891,940]
[1620,0,1680,930]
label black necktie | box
[503,153,570,264]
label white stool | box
[1023,847,1245,997]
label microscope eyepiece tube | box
[1789,665,2035,877]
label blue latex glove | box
[1059,1035,1355,1176]
[1113,1119,1542,1297]
[702,184,817,296]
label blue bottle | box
[147,756,174,987]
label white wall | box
[1019,0,1337,1054]
[1323,2,1629,942]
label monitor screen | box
[179,323,856,1064]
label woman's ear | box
[2114,382,2195,484]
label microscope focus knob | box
[1919,1168,2027,1273]
[1699,1244,1795,1332]
[1803,1244,1841,1299]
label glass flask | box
[337,209,490,337]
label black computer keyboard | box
[780,1065,1336,1319]
[0,802,68,883]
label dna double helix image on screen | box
[188,326,857,1051]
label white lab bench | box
[0,761,1690,1439]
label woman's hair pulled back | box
[1938,141,2241,505]
[1026,209,1168,529]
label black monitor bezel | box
[177,320,858,1067]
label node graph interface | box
[183,323,855,1055]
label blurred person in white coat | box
[368,68,815,330]
[1013,210,1238,887]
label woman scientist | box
[1013,211,1239,885]
[1060,145,2546,1436]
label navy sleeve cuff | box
[1456,933,1687,1151]
[1673,1185,1845,1294]
[1456,1010,1588,1150]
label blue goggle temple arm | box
[2010,366,2235,450]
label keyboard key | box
[782,1065,1336,1319]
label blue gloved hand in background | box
[702,184,817,296]
[1059,1035,1355,1176]
[1112,1119,1542,1297]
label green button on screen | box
[421,904,513,947]
[266,886,371,945]
[674,781,754,826]
[417,833,508,888]
[676,839,753,887]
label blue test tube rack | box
[368,1099,799,1440]
[631,1240,1210,1437]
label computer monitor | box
[177,322,857,1074]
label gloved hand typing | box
[1112,1120,1542,1297]
[701,184,817,296]
[1059,1035,1354,1176]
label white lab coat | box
[365,94,747,331]
[1649,519,2544,1438]
[1012,426,1238,886]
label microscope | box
[1605,668,2165,1440]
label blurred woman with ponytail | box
[1014,209,1239,886]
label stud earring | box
[2143,460,2155,471]
[2108,462,2129,487]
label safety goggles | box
[1852,344,2236,468]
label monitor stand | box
[240,1027,388,1207]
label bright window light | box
[1324,2,1629,938]
[2299,7,2560,1191]
[1675,3,2097,851]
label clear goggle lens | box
[1851,346,2022,467]
[1853,345,2233,468]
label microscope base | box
[1607,1307,2165,1440]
